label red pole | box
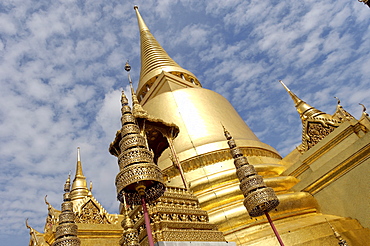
[141,196,155,246]
[265,211,285,246]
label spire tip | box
[77,147,81,162]
[279,80,290,92]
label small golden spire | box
[279,80,329,120]
[64,172,71,192]
[121,90,129,106]
[70,147,89,202]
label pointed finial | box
[279,80,301,105]
[334,97,341,105]
[89,181,93,191]
[279,80,290,92]
[54,178,81,246]
[134,5,150,32]
[64,173,71,192]
[221,123,232,140]
[121,90,129,106]
[75,147,84,177]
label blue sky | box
[0,0,369,245]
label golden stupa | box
[27,6,370,246]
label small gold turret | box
[52,175,80,246]
[134,6,201,100]
[70,147,89,203]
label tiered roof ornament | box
[223,126,279,216]
[223,126,283,245]
[52,175,80,246]
[114,90,166,205]
[112,89,166,246]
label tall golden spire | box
[134,6,200,98]
[279,80,330,120]
[70,147,89,202]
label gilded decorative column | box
[52,175,80,246]
[223,127,279,216]
[112,90,166,246]
[114,90,165,205]
[224,126,284,245]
